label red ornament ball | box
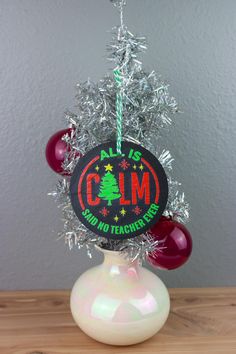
[147,216,192,270]
[45,128,72,175]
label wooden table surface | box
[0,288,236,354]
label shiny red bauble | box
[147,216,192,270]
[45,128,72,175]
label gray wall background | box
[1,0,236,290]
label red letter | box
[119,172,130,205]
[87,173,100,206]
[132,172,150,204]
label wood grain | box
[0,288,236,354]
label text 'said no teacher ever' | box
[70,141,168,239]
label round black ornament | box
[70,141,168,239]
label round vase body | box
[70,248,170,346]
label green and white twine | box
[114,68,123,154]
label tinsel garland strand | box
[48,0,190,262]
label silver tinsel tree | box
[49,0,189,261]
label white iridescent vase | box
[70,247,170,346]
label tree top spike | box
[110,0,126,10]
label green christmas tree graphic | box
[98,171,121,206]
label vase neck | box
[98,247,138,267]
[97,247,140,280]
